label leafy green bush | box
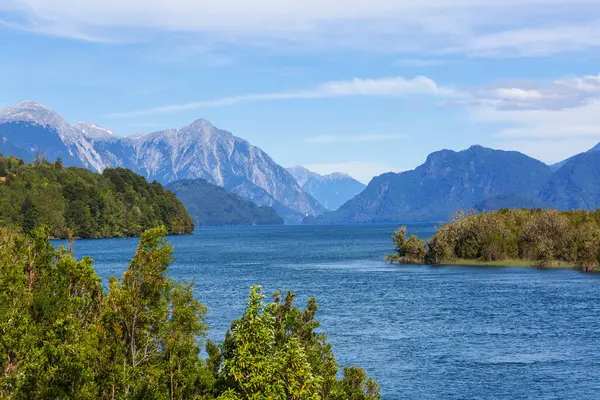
[386,227,427,264]
[0,226,380,399]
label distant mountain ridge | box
[166,179,284,226]
[0,101,324,222]
[309,144,600,224]
[539,150,600,210]
[550,142,600,171]
[6,101,600,226]
[287,166,366,210]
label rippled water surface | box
[55,224,600,399]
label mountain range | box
[286,166,365,210]
[0,101,324,223]
[309,144,600,223]
[4,100,600,226]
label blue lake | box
[54,224,600,399]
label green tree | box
[214,286,380,400]
[99,226,210,399]
[386,227,426,264]
[34,148,41,167]
[217,286,321,399]
[0,227,102,399]
[339,367,381,400]
[20,196,38,233]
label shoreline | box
[440,258,580,270]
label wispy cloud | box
[305,134,407,144]
[458,22,600,58]
[3,1,600,58]
[0,17,122,44]
[468,75,600,111]
[106,75,459,118]
[474,98,600,139]
[106,72,600,163]
[470,78,600,162]
[394,58,447,67]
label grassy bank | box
[440,258,579,269]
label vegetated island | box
[0,225,380,399]
[0,154,193,238]
[387,209,600,272]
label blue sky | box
[1,1,600,182]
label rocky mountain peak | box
[0,101,76,139]
[74,122,118,141]
[190,118,213,128]
[324,172,352,181]
[287,165,322,187]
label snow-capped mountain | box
[74,122,118,141]
[0,101,324,220]
[0,101,106,171]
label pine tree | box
[20,196,38,233]
[34,148,41,167]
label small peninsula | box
[388,209,600,272]
[0,154,194,238]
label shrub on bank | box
[388,209,600,272]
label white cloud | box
[304,161,404,184]
[107,72,600,119]
[3,1,600,57]
[105,71,600,165]
[492,88,545,101]
[473,97,600,162]
[305,134,407,143]
[466,74,600,111]
[106,75,459,118]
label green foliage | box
[339,367,381,400]
[0,226,102,398]
[98,226,210,399]
[20,196,38,234]
[386,227,427,264]
[0,227,380,399]
[0,154,194,238]
[390,209,600,271]
[211,286,380,400]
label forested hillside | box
[167,179,284,226]
[0,154,193,238]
